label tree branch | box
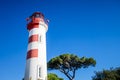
[63,69,72,80]
[72,68,76,80]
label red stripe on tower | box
[29,35,38,43]
[27,23,39,31]
[27,49,38,59]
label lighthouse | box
[24,12,48,80]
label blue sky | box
[0,0,120,80]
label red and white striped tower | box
[24,12,48,80]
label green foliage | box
[92,67,120,80]
[48,73,63,80]
[48,54,96,70]
[48,53,96,80]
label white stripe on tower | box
[29,28,39,37]
[27,42,38,51]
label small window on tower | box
[40,36,42,42]
[39,67,41,77]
